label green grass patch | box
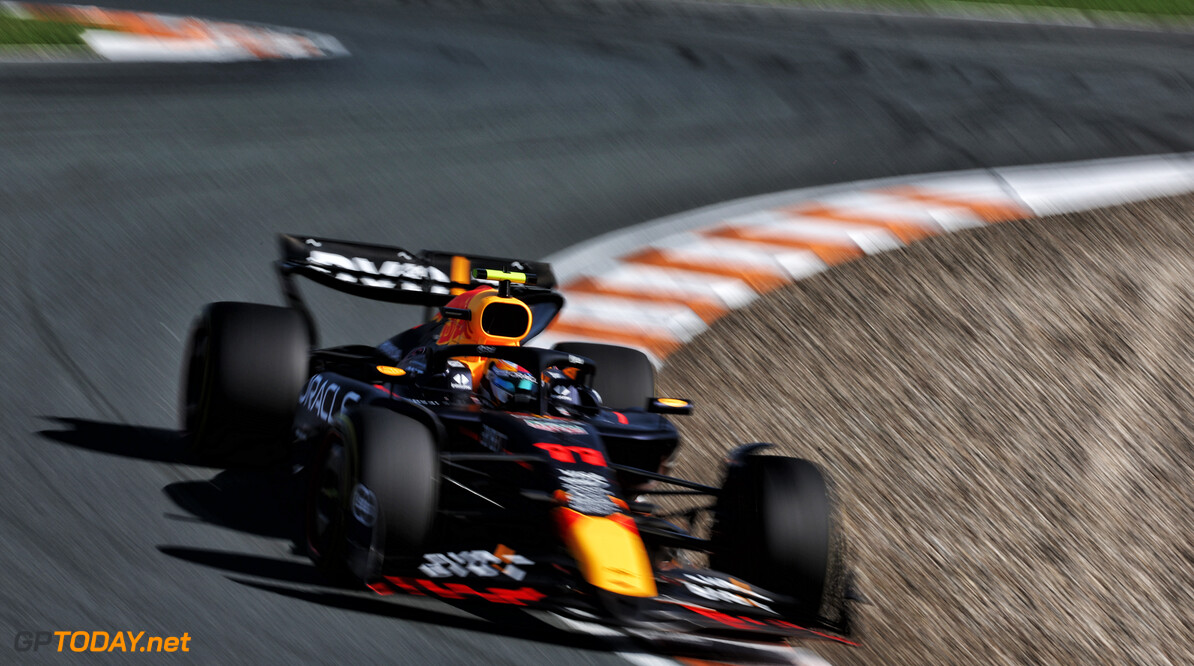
[786,0,1194,18]
[941,0,1194,17]
[0,14,87,46]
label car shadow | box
[232,579,614,651]
[37,416,207,466]
[39,416,301,540]
[156,546,612,651]
[41,417,618,654]
[158,546,327,586]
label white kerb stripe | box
[654,234,828,279]
[552,312,697,344]
[561,293,707,339]
[792,191,989,231]
[83,32,253,61]
[998,160,1194,215]
[878,173,1014,199]
[728,211,904,254]
[582,265,758,309]
[792,192,952,231]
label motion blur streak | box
[3,0,1194,664]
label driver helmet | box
[478,360,538,411]
[542,367,600,417]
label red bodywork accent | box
[374,577,547,606]
[679,605,860,646]
[366,581,395,596]
[382,576,427,595]
[533,443,606,466]
[612,411,629,425]
[606,512,640,533]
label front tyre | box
[709,454,835,619]
[306,407,439,584]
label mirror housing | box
[646,398,693,415]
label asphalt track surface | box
[3,0,1194,662]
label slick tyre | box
[552,342,654,410]
[308,408,439,584]
[182,302,310,466]
[710,456,834,619]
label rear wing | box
[276,234,562,344]
[278,234,556,304]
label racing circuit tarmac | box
[3,0,1194,662]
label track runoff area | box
[535,153,1194,366]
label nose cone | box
[555,508,656,598]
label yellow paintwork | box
[450,256,471,295]
[472,268,530,283]
[556,508,657,598]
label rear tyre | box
[552,342,654,410]
[709,455,834,619]
[306,407,439,584]
[181,302,310,466]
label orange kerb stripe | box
[702,226,863,266]
[93,9,176,38]
[545,321,680,359]
[785,204,936,243]
[179,18,215,41]
[879,186,1031,222]
[563,277,728,324]
[622,248,788,293]
[24,4,205,39]
[113,11,171,38]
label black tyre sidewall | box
[711,456,831,618]
[182,302,309,465]
[339,408,439,582]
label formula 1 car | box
[180,234,856,644]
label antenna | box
[472,268,536,298]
